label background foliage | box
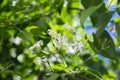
[0,0,120,80]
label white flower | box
[68,42,85,54]
[63,0,68,7]
[47,29,53,36]
[17,54,24,63]
[53,33,68,49]
[14,37,21,45]
[13,75,21,80]
[29,40,43,51]
[63,23,71,30]
[77,42,85,52]
[73,15,80,27]
[36,57,41,65]
[66,46,76,54]
[12,1,17,6]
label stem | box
[84,34,92,44]
[81,48,103,65]
[0,64,13,73]
[58,50,68,67]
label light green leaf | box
[115,17,120,36]
[61,7,72,25]
[51,64,69,73]
[114,17,120,45]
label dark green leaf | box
[87,69,103,79]
[0,27,13,39]
[81,0,103,9]
[9,6,26,12]
[66,70,102,80]
[81,0,108,26]
[96,11,114,37]
[28,17,50,34]
[18,30,32,42]
[30,27,46,35]
[36,17,49,31]
[48,73,59,80]
[80,2,103,26]
[90,4,108,26]
[117,7,120,15]
[88,30,119,60]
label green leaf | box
[87,69,103,80]
[36,17,49,31]
[90,4,108,26]
[52,0,64,14]
[0,70,21,76]
[61,7,72,25]
[48,73,59,80]
[0,27,13,39]
[114,17,120,45]
[67,0,81,16]
[18,30,32,42]
[61,7,69,22]
[96,11,114,37]
[28,17,50,35]
[81,0,108,26]
[67,70,103,80]
[51,64,69,73]
[88,30,119,60]
[26,26,46,35]
[0,0,7,7]
[117,7,120,15]
[115,17,120,36]
[80,2,103,26]
[9,6,26,12]
[30,27,46,35]
[81,0,103,9]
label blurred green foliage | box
[0,0,120,80]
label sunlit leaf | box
[114,17,120,37]
[0,0,7,7]
[61,7,72,25]
[51,64,69,73]
[114,17,120,45]
[107,0,117,6]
